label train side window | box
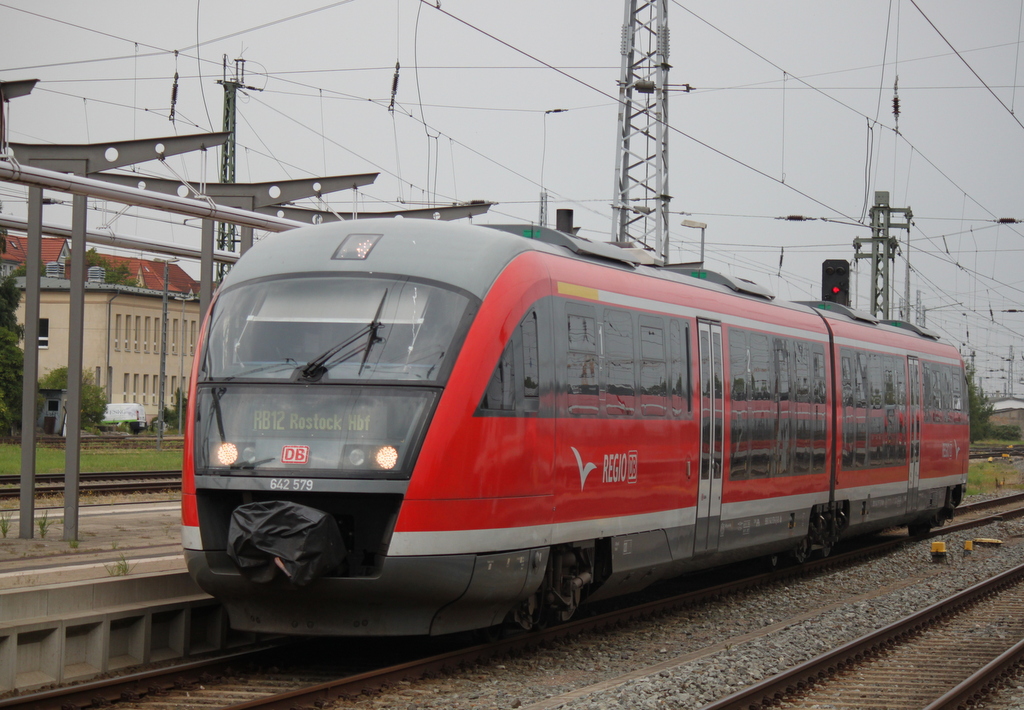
[883,356,897,406]
[639,317,667,416]
[854,352,869,467]
[811,344,827,472]
[521,311,539,402]
[669,320,691,416]
[481,310,540,413]
[840,351,855,469]
[774,338,790,402]
[603,309,635,416]
[951,366,963,412]
[482,341,515,411]
[748,332,771,478]
[812,345,827,405]
[567,307,599,416]
[729,328,750,480]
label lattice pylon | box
[612,0,670,260]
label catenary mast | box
[612,0,670,261]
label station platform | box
[0,501,263,695]
[0,500,185,589]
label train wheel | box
[791,538,811,564]
[908,522,931,537]
[477,623,505,643]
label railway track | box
[970,445,1023,460]
[0,470,181,499]
[701,562,1024,710]
[5,497,1024,710]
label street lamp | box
[154,258,179,451]
[681,219,707,266]
[0,79,38,155]
[540,108,566,227]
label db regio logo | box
[281,445,310,464]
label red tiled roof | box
[98,254,200,295]
[2,235,69,266]
[2,236,199,295]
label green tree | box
[0,274,22,338]
[966,363,993,442]
[0,329,22,434]
[38,367,107,431]
[0,268,23,434]
[84,248,135,286]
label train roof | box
[222,219,955,352]
[218,218,537,299]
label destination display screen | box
[193,384,436,478]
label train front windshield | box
[193,274,473,478]
[202,274,470,382]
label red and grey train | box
[182,217,969,636]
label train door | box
[906,356,922,512]
[694,321,724,554]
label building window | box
[144,317,151,353]
[114,314,121,352]
[132,374,139,402]
[135,316,141,351]
[123,373,129,403]
[190,321,196,355]
[143,374,149,404]
[171,318,178,354]
[38,318,49,348]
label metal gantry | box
[0,154,303,540]
[612,0,671,260]
[854,191,912,320]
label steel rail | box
[4,500,1023,710]
[0,470,179,485]
[924,635,1024,709]
[699,562,1024,710]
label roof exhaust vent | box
[88,266,106,283]
[556,209,576,235]
[45,262,64,279]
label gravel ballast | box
[341,508,1024,710]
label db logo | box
[281,445,310,464]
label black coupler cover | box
[227,500,345,587]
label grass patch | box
[967,459,1023,495]
[0,444,182,475]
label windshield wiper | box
[358,289,388,375]
[298,290,388,381]
[299,325,372,380]
[230,457,276,470]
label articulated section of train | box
[181,218,968,636]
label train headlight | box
[216,442,239,467]
[342,444,401,471]
[375,445,399,470]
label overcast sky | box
[2,1,1022,395]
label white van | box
[102,403,148,433]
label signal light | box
[822,259,850,306]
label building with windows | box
[991,397,1024,433]
[10,240,202,426]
